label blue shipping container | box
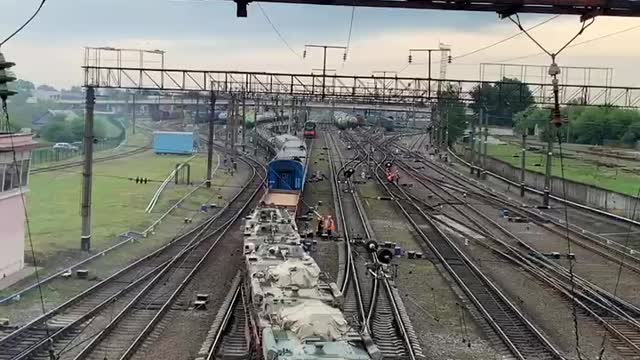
[153,131,195,155]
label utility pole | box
[482,110,488,179]
[543,122,554,207]
[469,112,476,175]
[206,90,216,188]
[131,92,136,135]
[520,131,527,197]
[80,87,95,251]
[408,47,451,99]
[241,90,246,152]
[303,44,347,99]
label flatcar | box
[263,135,307,215]
[303,121,317,139]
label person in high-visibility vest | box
[317,215,324,236]
[326,215,336,239]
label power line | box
[256,3,302,60]
[1,0,48,46]
[453,15,560,61]
[1,100,51,343]
[496,22,640,63]
[344,5,356,61]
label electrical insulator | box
[448,55,452,64]
[408,55,412,64]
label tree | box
[37,84,58,92]
[470,77,534,127]
[438,83,468,144]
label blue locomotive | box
[262,134,308,214]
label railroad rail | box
[327,131,423,360]
[345,130,564,360]
[0,156,264,360]
[386,137,640,358]
[31,145,150,174]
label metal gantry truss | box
[83,66,640,108]
[231,0,640,20]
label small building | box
[153,131,195,155]
[0,132,37,279]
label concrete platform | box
[0,267,39,291]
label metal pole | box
[427,50,432,99]
[131,92,136,135]
[80,87,95,251]
[543,122,554,207]
[242,91,246,151]
[520,132,527,197]
[206,90,216,188]
[469,113,476,175]
[322,46,327,99]
[482,111,488,179]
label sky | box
[1,0,640,89]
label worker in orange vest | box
[317,215,324,236]
[325,215,336,239]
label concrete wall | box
[0,192,25,277]
[456,147,640,220]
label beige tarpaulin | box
[278,300,348,341]
[268,259,320,288]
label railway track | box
[31,145,150,174]
[201,275,250,360]
[344,130,564,360]
[327,131,423,360]
[402,143,640,273]
[383,137,640,358]
[0,156,264,360]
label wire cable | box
[556,131,584,360]
[256,3,302,60]
[341,5,356,70]
[596,184,640,360]
[0,0,47,46]
[497,20,640,63]
[1,99,50,340]
[453,15,560,61]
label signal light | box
[343,52,347,61]
[448,55,452,64]
[408,55,412,64]
[303,50,307,59]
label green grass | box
[480,143,640,196]
[26,152,209,262]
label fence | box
[454,145,640,220]
[32,137,124,166]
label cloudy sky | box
[1,0,640,89]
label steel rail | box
[393,143,640,357]
[72,156,264,360]
[2,157,262,360]
[362,137,564,360]
[336,131,419,360]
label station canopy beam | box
[82,66,640,108]
[231,0,640,20]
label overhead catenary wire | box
[496,21,640,63]
[341,4,356,69]
[0,0,47,46]
[452,15,560,61]
[557,132,584,360]
[256,3,302,60]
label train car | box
[243,206,375,360]
[303,121,317,139]
[263,135,307,215]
